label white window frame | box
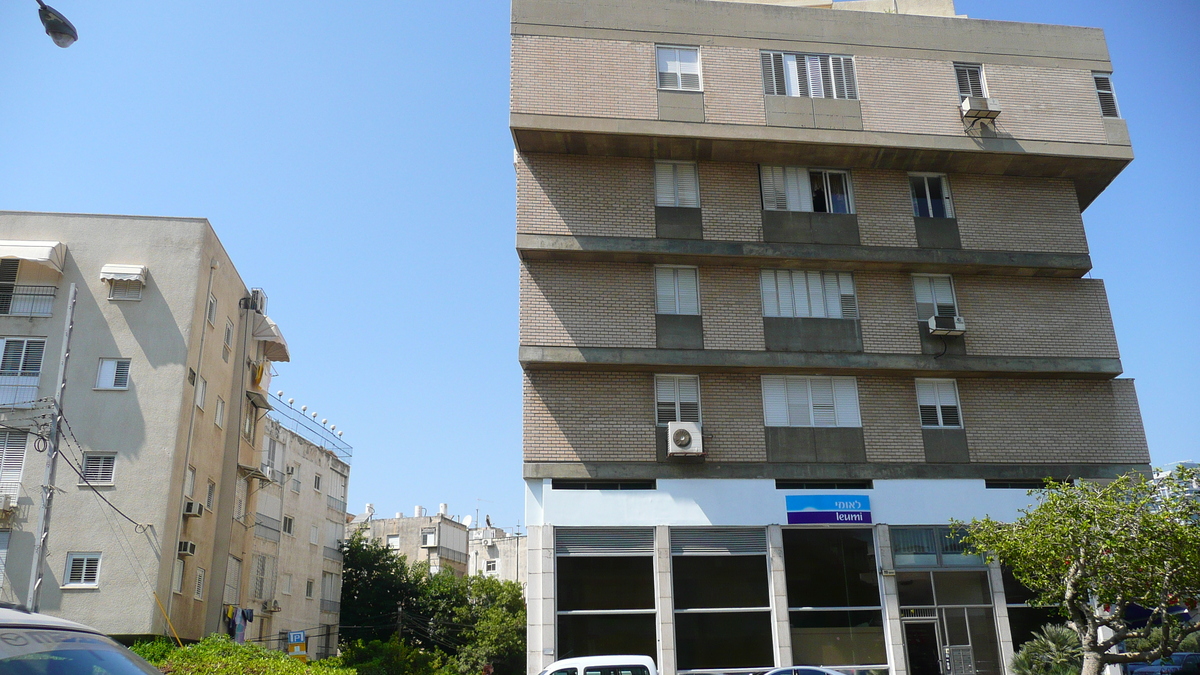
[280,573,292,595]
[94,358,131,390]
[215,397,225,428]
[206,294,218,326]
[184,466,196,499]
[172,558,184,594]
[485,559,497,574]
[305,578,315,599]
[761,51,858,100]
[80,453,116,485]
[656,45,702,91]
[223,556,241,605]
[760,166,854,214]
[909,173,954,218]
[195,376,206,409]
[912,274,959,320]
[386,534,400,550]
[205,480,216,510]
[1093,72,1120,118]
[64,552,101,588]
[654,374,701,426]
[194,567,206,600]
[916,378,963,428]
[309,524,319,545]
[313,473,322,492]
[0,432,28,498]
[761,270,858,319]
[761,375,862,427]
[108,279,143,301]
[954,62,987,99]
[654,265,700,315]
[654,161,700,208]
[282,515,294,536]
[421,527,438,547]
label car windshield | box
[0,627,160,675]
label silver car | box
[0,604,160,674]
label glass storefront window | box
[892,527,982,567]
[897,571,935,606]
[673,556,770,609]
[791,609,887,667]
[558,557,654,611]
[558,614,657,660]
[784,529,880,608]
[675,611,775,670]
[934,571,991,605]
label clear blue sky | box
[0,1,1195,530]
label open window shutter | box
[806,271,826,318]
[817,55,836,99]
[677,49,701,90]
[790,271,809,318]
[656,377,679,424]
[785,377,812,427]
[931,276,957,316]
[916,380,942,426]
[822,273,842,318]
[761,376,789,426]
[677,377,700,422]
[0,432,26,487]
[805,55,824,98]
[955,65,972,97]
[0,260,17,285]
[760,271,781,318]
[657,48,679,89]
[21,340,44,375]
[913,276,936,320]
[838,273,858,319]
[832,377,861,427]
[656,267,677,314]
[784,53,806,97]
[1094,75,1119,117]
[97,359,116,388]
[834,57,857,99]
[655,163,676,206]
[937,381,961,427]
[113,360,130,388]
[787,167,813,212]
[676,163,699,207]
[809,377,837,426]
[0,341,23,373]
[761,166,787,211]
[762,52,784,96]
[676,268,699,315]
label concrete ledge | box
[523,462,1151,481]
[518,345,1123,378]
[517,233,1092,277]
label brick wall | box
[524,371,657,462]
[700,162,763,242]
[700,267,766,350]
[511,35,657,119]
[952,174,1089,254]
[700,46,767,126]
[854,170,919,248]
[959,378,1149,464]
[986,65,1107,144]
[517,153,655,238]
[857,272,922,354]
[520,261,656,348]
[956,277,1118,358]
[856,57,964,136]
[859,376,926,462]
[700,374,767,462]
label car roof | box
[0,606,102,633]
[545,655,658,671]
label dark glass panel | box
[557,557,654,611]
[791,610,887,666]
[673,556,769,610]
[558,614,656,660]
[784,529,880,608]
[676,611,774,670]
[897,571,935,607]
[933,571,990,605]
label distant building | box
[467,526,527,586]
[353,505,469,576]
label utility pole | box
[26,283,77,611]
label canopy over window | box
[99,264,147,283]
[0,241,66,274]
[252,314,290,363]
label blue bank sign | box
[785,495,872,524]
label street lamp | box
[36,0,77,48]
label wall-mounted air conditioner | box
[183,501,204,518]
[961,97,1001,120]
[927,315,967,337]
[667,421,703,457]
[178,541,197,557]
[0,494,14,512]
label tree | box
[340,530,421,643]
[1010,624,1083,675]
[957,467,1200,675]
[448,575,527,675]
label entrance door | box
[903,621,942,675]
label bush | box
[139,634,354,675]
[328,636,453,675]
[1012,624,1084,675]
[130,636,178,665]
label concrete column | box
[527,525,556,674]
[989,562,1015,675]
[767,525,792,667]
[877,524,907,675]
[655,525,677,675]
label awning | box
[246,390,273,411]
[252,314,290,363]
[0,241,66,274]
[237,463,271,481]
[99,264,147,283]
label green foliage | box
[957,467,1200,673]
[328,636,453,675]
[1011,624,1083,675]
[141,634,354,674]
[340,529,422,643]
[130,636,178,664]
[1124,628,1200,655]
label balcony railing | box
[0,377,41,408]
[320,599,340,614]
[327,495,347,513]
[0,286,55,318]
[322,546,343,563]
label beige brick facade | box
[700,162,763,242]
[511,35,657,119]
[520,261,656,348]
[517,153,655,238]
[856,56,964,137]
[700,46,767,126]
[698,374,767,462]
[956,277,1118,358]
[859,376,926,462]
[700,267,765,351]
[853,170,920,248]
[985,64,1107,144]
[856,272,923,355]
[952,174,1089,254]
[959,378,1148,464]
[524,371,657,463]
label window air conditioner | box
[0,494,13,512]
[927,315,967,336]
[961,96,1001,120]
[667,421,704,457]
[178,541,197,557]
[482,539,493,547]
[183,501,205,518]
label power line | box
[56,413,147,531]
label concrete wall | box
[467,529,527,587]
[359,512,470,577]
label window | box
[65,552,101,587]
[206,294,218,325]
[912,274,958,320]
[280,573,292,595]
[654,161,700,208]
[421,527,437,547]
[1093,72,1120,118]
[485,559,497,573]
[290,474,301,494]
[234,476,248,520]
[310,525,319,545]
[242,404,257,441]
[656,46,701,91]
[760,166,853,214]
[776,479,873,490]
[81,453,116,484]
[910,174,953,218]
[552,479,657,490]
[916,379,962,428]
[0,338,46,405]
[172,558,184,594]
[282,515,294,535]
[95,358,131,390]
[195,377,206,409]
[761,270,857,319]
[205,480,216,510]
[0,432,28,498]
[892,526,982,567]
[655,375,701,425]
[184,466,196,498]
[264,437,280,473]
[761,52,857,99]
[0,531,8,589]
[313,473,322,492]
[224,318,235,350]
[194,567,206,600]
[762,376,862,427]
[954,63,986,99]
[654,266,700,315]
[108,279,142,301]
[305,578,315,599]
[251,553,275,600]
[215,397,225,427]
[321,571,339,601]
[224,556,242,604]
[386,534,400,550]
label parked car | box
[764,667,855,675]
[0,603,160,674]
[1133,653,1200,675]
[538,655,658,675]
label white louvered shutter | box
[822,273,842,318]
[931,276,957,316]
[1094,74,1119,118]
[21,340,44,375]
[761,52,785,96]
[787,54,808,97]
[656,267,677,313]
[676,268,699,315]
[83,454,115,483]
[805,55,825,98]
[676,163,699,207]
[955,64,984,98]
[656,377,679,424]
[809,377,837,426]
[655,162,676,206]
[657,48,679,89]
[677,376,700,422]
[0,432,26,496]
[761,376,789,426]
[916,380,941,426]
[760,270,781,317]
[224,556,242,604]
[761,166,787,210]
[838,273,859,319]
[110,280,142,300]
[786,272,805,317]
[195,567,206,599]
[677,48,701,90]
[113,360,130,388]
[832,377,862,427]
[832,56,857,99]
[805,271,825,318]
[785,377,812,427]
[172,558,184,594]
[936,381,961,427]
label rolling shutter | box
[671,528,767,556]
[656,375,700,424]
[913,275,957,319]
[657,47,700,91]
[556,527,655,556]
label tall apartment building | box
[467,526,527,586]
[512,1,1147,674]
[0,211,308,643]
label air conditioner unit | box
[178,541,197,557]
[285,466,295,475]
[667,421,704,457]
[183,501,204,518]
[249,288,268,314]
[961,96,1001,120]
[263,599,281,613]
[0,494,13,512]
[482,539,493,547]
[927,315,967,337]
